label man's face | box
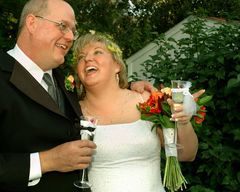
[31,0,77,70]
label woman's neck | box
[88,87,125,104]
[84,82,123,103]
[80,86,129,118]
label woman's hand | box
[167,88,205,125]
[167,98,198,161]
[170,102,192,126]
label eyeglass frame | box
[35,15,79,40]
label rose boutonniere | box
[64,74,75,92]
[137,86,212,192]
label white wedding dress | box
[88,119,165,192]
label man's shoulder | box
[0,49,15,71]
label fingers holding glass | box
[73,116,98,190]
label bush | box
[137,16,240,191]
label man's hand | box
[192,89,205,99]
[130,80,156,93]
[39,140,97,174]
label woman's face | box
[77,42,120,88]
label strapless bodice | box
[88,120,165,192]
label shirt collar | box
[7,44,52,83]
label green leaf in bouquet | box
[161,102,172,116]
[197,95,212,105]
[194,113,204,119]
[141,114,161,124]
[162,115,175,128]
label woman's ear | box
[114,62,121,74]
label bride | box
[72,32,198,192]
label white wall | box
[126,16,223,81]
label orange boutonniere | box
[64,75,75,92]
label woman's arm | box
[170,102,198,161]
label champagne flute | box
[171,80,189,148]
[73,116,98,190]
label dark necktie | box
[43,73,58,104]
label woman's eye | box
[78,55,85,61]
[94,50,103,55]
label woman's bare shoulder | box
[129,90,150,102]
[125,89,149,102]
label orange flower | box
[139,91,165,114]
[151,91,165,100]
[161,87,172,96]
[64,75,75,92]
[194,106,206,124]
[66,75,74,83]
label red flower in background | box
[194,106,207,124]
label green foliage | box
[191,0,240,20]
[1,0,240,58]
[0,0,240,190]
[0,0,26,50]
[139,16,240,191]
[68,0,158,58]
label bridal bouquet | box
[137,87,212,192]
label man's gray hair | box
[18,0,49,37]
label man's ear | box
[25,14,38,34]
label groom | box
[0,0,153,192]
[0,0,97,191]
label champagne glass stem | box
[174,121,177,144]
[73,116,97,190]
[81,168,88,183]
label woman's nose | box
[84,53,94,61]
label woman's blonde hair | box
[72,32,129,90]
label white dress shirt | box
[7,44,53,186]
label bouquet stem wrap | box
[162,128,187,191]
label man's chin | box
[55,56,65,67]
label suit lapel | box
[10,62,62,116]
[1,49,82,118]
[53,69,82,118]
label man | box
[0,0,96,191]
[0,0,154,191]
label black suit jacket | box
[0,50,83,192]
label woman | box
[72,32,198,192]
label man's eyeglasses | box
[35,15,79,40]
